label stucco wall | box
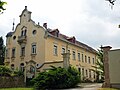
[108,49,120,84]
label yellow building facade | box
[5,6,97,81]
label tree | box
[0,0,7,14]
[106,0,116,5]
[0,37,5,65]
[92,46,104,82]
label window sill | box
[54,54,58,56]
[31,53,37,56]
[11,56,15,59]
[20,55,25,59]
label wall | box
[45,36,96,81]
[108,49,120,88]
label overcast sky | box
[0,0,120,49]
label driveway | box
[64,83,102,90]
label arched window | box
[20,63,24,72]
[30,66,35,73]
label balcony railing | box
[17,36,27,44]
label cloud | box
[0,0,120,49]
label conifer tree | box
[0,37,5,65]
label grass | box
[98,88,119,90]
[0,88,33,90]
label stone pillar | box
[101,46,112,88]
[62,53,70,69]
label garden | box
[0,65,80,89]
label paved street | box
[64,83,102,90]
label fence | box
[0,76,25,88]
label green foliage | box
[92,46,104,82]
[0,65,12,76]
[0,37,5,65]
[11,69,24,76]
[0,65,24,77]
[0,0,7,13]
[31,66,80,89]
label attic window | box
[24,14,26,17]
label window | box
[30,66,35,73]
[21,47,25,56]
[53,45,57,55]
[78,53,80,61]
[11,64,14,70]
[62,48,65,54]
[21,30,27,36]
[12,48,15,58]
[89,69,91,78]
[82,68,84,77]
[85,55,87,63]
[88,57,91,64]
[94,72,96,79]
[32,30,37,35]
[93,58,95,64]
[32,44,36,54]
[13,36,16,40]
[82,54,84,62]
[68,50,70,53]
[20,63,24,72]
[78,68,81,73]
[6,49,9,58]
[86,69,88,77]
[72,51,76,60]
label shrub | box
[31,66,81,89]
[0,65,24,77]
[0,65,12,76]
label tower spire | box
[12,18,15,31]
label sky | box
[0,0,120,50]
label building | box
[102,46,120,89]
[5,6,97,81]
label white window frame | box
[88,56,91,64]
[72,51,76,60]
[31,44,36,54]
[62,47,65,54]
[12,48,15,58]
[21,46,25,56]
[82,54,84,62]
[53,45,58,56]
[78,53,80,61]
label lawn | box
[98,88,119,90]
[0,88,33,90]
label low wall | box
[110,83,120,89]
[0,76,25,88]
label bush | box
[31,66,81,89]
[0,65,12,76]
[0,65,24,77]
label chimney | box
[43,23,47,29]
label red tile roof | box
[48,29,96,54]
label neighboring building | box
[102,46,120,88]
[4,6,97,81]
